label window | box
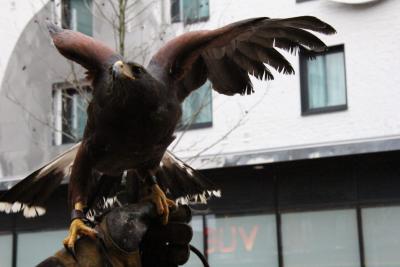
[0,234,12,267]
[62,0,93,36]
[362,206,400,267]
[52,83,92,145]
[206,214,278,267]
[171,0,209,24]
[179,81,212,130]
[300,45,347,115]
[17,230,68,267]
[282,209,360,267]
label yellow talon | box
[150,184,176,224]
[63,218,97,250]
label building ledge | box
[186,136,400,169]
[2,136,400,190]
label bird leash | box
[189,244,210,267]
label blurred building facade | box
[1,0,400,266]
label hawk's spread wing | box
[47,22,121,83]
[149,16,335,101]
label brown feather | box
[149,16,335,99]
[230,49,274,80]
[47,22,120,80]
[203,53,253,95]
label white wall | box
[0,0,51,92]
[167,0,400,168]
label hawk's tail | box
[0,144,79,218]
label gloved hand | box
[141,205,193,267]
[36,202,193,267]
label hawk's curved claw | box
[63,218,98,253]
[151,184,176,224]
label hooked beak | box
[112,60,135,80]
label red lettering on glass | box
[218,226,237,253]
[206,225,260,254]
[206,227,217,254]
[238,225,259,251]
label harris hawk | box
[0,16,335,250]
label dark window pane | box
[180,81,212,129]
[171,0,181,22]
[300,45,347,114]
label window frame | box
[299,44,348,116]
[52,81,92,146]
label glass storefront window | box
[282,209,360,267]
[0,233,13,267]
[206,214,278,267]
[17,229,68,267]
[187,215,204,267]
[362,206,400,267]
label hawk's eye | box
[132,66,143,75]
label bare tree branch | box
[186,89,270,163]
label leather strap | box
[70,209,85,222]
[148,175,157,185]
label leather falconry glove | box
[141,205,193,267]
[36,202,193,267]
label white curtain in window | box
[307,51,346,109]
[307,55,327,108]
[0,234,12,267]
[362,206,400,267]
[17,230,68,267]
[326,53,346,106]
[282,209,360,267]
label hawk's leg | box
[63,202,97,253]
[146,171,175,224]
[63,145,97,252]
